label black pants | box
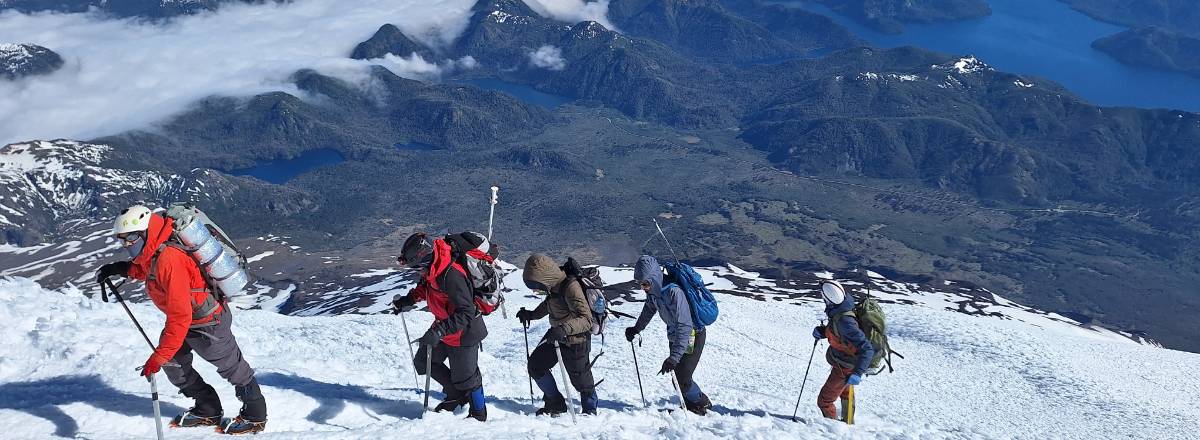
[528,337,595,395]
[414,342,482,399]
[676,328,706,401]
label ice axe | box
[102,278,175,440]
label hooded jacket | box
[522,254,594,346]
[125,213,222,364]
[402,238,487,347]
[824,296,875,376]
[630,255,696,363]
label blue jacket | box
[631,256,696,363]
[825,296,875,376]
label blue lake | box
[229,148,345,184]
[458,78,571,110]
[777,0,1200,112]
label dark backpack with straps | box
[833,295,902,375]
[560,257,608,338]
[444,231,504,315]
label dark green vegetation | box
[0,0,266,19]
[807,0,992,34]
[43,0,1200,351]
[1094,27,1200,78]
[0,43,63,80]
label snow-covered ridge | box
[0,140,188,229]
[0,265,1195,439]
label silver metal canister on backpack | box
[168,204,250,297]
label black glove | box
[812,325,827,340]
[418,327,443,347]
[516,308,535,327]
[658,358,677,375]
[96,261,132,284]
[545,326,567,344]
[625,326,639,342]
[392,294,416,313]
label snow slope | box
[1,265,1196,439]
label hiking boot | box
[685,393,712,416]
[219,416,266,435]
[170,411,221,428]
[467,406,487,422]
[535,394,568,417]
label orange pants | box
[816,365,853,420]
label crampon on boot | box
[220,416,266,435]
[434,394,469,413]
[170,411,221,428]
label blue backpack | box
[662,261,719,328]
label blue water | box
[459,78,571,109]
[229,148,345,184]
[778,0,1200,112]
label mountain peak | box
[0,43,63,80]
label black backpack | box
[560,257,609,338]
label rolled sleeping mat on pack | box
[172,208,249,296]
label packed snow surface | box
[0,268,1196,439]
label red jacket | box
[404,239,486,347]
[126,214,221,363]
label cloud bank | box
[0,0,613,145]
[0,0,476,145]
[522,0,614,30]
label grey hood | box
[633,255,663,297]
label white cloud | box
[0,0,477,145]
[522,0,614,30]
[527,45,565,70]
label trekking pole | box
[423,345,432,415]
[149,373,165,440]
[630,339,648,408]
[791,319,824,422]
[397,308,420,390]
[523,322,535,407]
[553,341,578,424]
[487,186,499,241]
[652,218,682,264]
[105,279,172,439]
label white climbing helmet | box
[112,205,153,235]
[820,280,846,305]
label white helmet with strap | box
[112,205,153,235]
[820,280,846,305]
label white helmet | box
[820,280,846,305]
[112,205,153,235]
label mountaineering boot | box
[220,377,267,434]
[467,386,487,422]
[684,392,712,416]
[581,390,599,416]
[533,374,567,416]
[220,416,266,435]
[434,392,470,413]
[536,393,568,416]
[172,381,222,428]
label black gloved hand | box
[96,261,132,284]
[516,308,535,327]
[418,328,443,347]
[658,357,677,375]
[392,294,415,313]
[545,326,567,344]
[624,326,639,342]
[812,325,827,340]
